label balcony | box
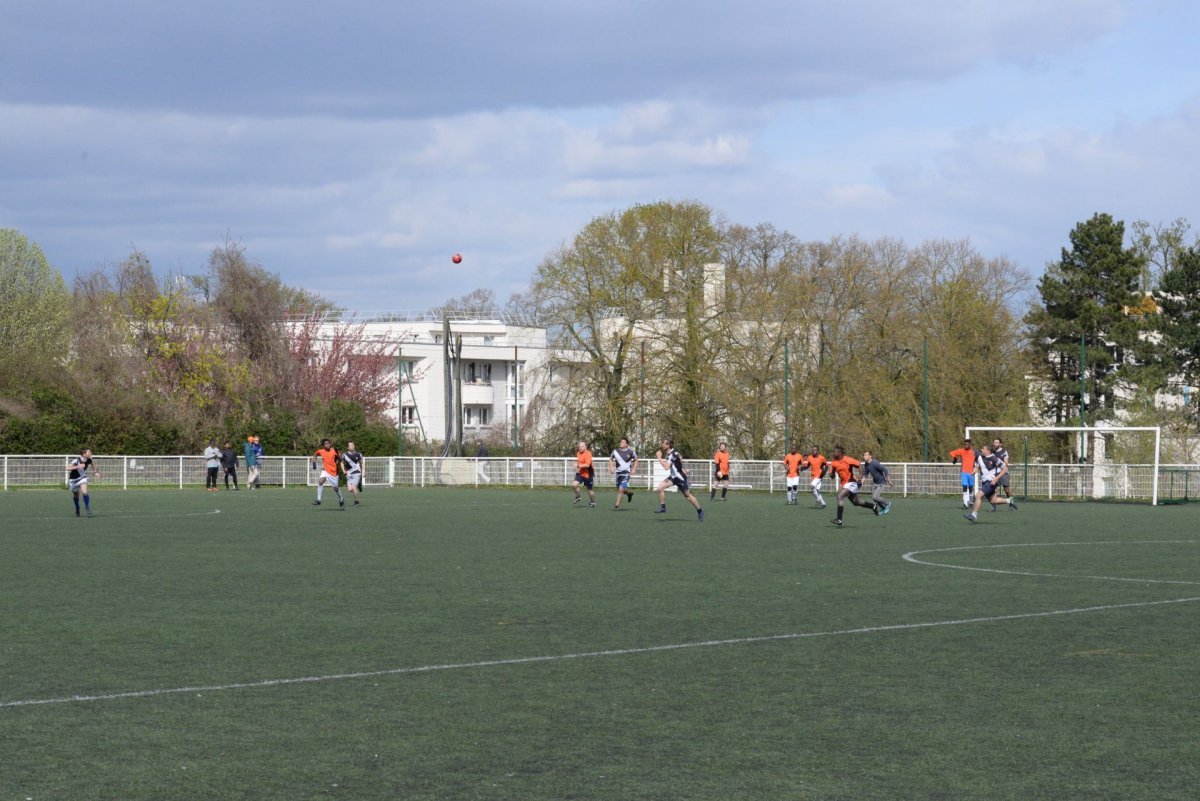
[460,380,495,405]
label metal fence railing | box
[5,455,1198,503]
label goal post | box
[964,425,1162,506]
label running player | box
[862,450,892,515]
[782,445,803,505]
[573,441,596,507]
[342,441,364,505]
[949,438,978,508]
[66,448,101,517]
[610,437,638,510]
[311,438,345,510]
[711,442,731,501]
[801,446,829,509]
[654,438,704,522]
[991,437,1013,499]
[965,443,1019,522]
[828,446,879,526]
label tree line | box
[2,206,1197,461]
[0,233,401,456]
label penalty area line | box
[3,596,1199,709]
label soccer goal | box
[964,425,1163,505]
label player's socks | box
[721,488,727,499]
[697,508,704,522]
[710,489,715,500]
[655,504,666,514]
[83,495,90,511]
[316,486,324,502]
[73,496,80,516]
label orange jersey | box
[314,447,339,475]
[713,450,730,474]
[950,446,977,473]
[804,454,828,478]
[829,455,861,484]
[783,453,803,477]
[576,450,593,477]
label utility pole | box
[783,340,791,447]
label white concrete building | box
[319,311,553,449]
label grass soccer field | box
[2,486,1198,800]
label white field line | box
[5,509,223,522]
[903,541,1200,585]
[3,596,1198,709]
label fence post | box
[179,456,184,490]
[903,463,908,497]
[3,455,6,491]
[123,456,128,490]
[1048,465,1053,500]
[283,457,287,489]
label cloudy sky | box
[3,0,1198,313]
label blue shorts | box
[960,473,975,489]
[615,472,631,490]
[671,476,691,493]
[574,472,594,489]
[981,480,997,499]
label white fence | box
[4,455,1198,503]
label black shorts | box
[574,472,594,490]
[671,476,691,493]
[981,481,998,500]
[713,468,729,481]
[998,474,1011,487]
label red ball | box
[451,253,463,264]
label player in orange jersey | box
[711,442,731,501]
[311,438,345,510]
[782,445,804,505]
[801,446,829,509]
[828,445,880,526]
[573,440,596,507]
[949,438,979,509]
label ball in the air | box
[451,253,463,264]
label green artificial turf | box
[2,486,1197,800]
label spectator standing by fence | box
[203,440,221,492]
[244,436,259,490]
[220,440,240,490]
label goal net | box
[963,425,1163,506]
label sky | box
[3,0,1199,314]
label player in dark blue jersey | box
[965,444,1018,522]
[66,448,101,517]
[653,438,704,522]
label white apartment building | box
[319,311,552,448]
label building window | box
[400,360,416,379]
[464,407,490,427]
[401,406,416,425]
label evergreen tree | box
[1025,213,1147,458]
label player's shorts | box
[346,472,362,490]
[960,473,975,489]
[998,473,1011,487]
[713,468,729,482]
[319,470,339,486]
[981,480,997,500]
[670,476,691,493]
[841,481,860,496]
[786,475,800,489]
[615,471,631,490]
[810,477,823,490]
[574,472,594,489]
[68,477,88,493]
